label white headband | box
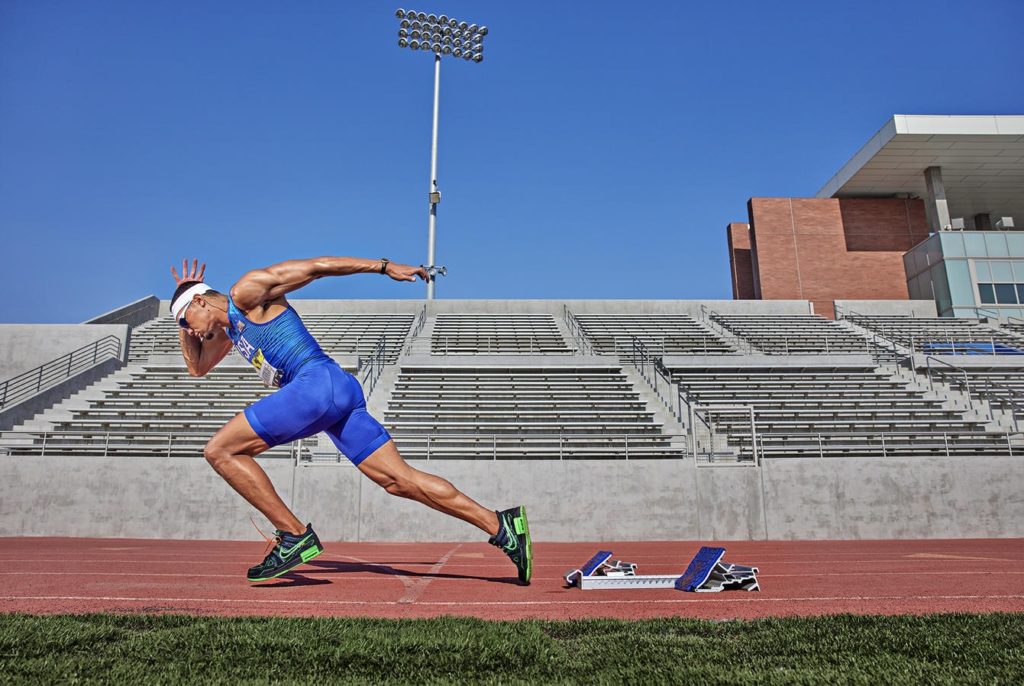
[171,283,213,321]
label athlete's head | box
[171,281,225,340]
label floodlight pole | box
[427,53,441,300]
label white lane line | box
[398,544,461,604]
[1,594,1023,607]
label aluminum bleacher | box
[6,299,1024,463]
[569,312,734,355]
[430,314,572,355]
[703,311,892,357]
[0,362,336,457]
[129,313,414,364]
[665,360,1018,460]
[386,364,683,459]
[844,314,1024,355]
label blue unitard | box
[226,297,391,465]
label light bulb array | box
[395,8,486,62]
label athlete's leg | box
[204,412,305,536]
[356,439,500,536]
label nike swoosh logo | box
[279,534,314,559]
[501,516,518,553]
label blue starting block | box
[565,546,759,592]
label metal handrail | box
[0,336,122,411]
[359,335,387,398]
[692,404,758,466]
[751,430,1024,459]
[4,427,1022,461]
[0,430,313,459]
[924,356,971,394]
[628,336,678,419]
[412,305,427,338]
[401,305,429,355]
[562,305,597,356]
[973,306,1001,320]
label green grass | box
[1,612,1022,685]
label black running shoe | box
[247,523,323,582]
[489,505,532,585]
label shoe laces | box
[250,515,282,560]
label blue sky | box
[1,0,1022,323]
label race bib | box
[252,349,283,388]
[233,333,282,388]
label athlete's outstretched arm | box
[230,257,428,310]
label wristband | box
[379,258,390,274]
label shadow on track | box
[303,558,520,586]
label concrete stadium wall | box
[2,455,1022,542]
[85,296,160,327]
[0,357,123,431]
[0,324,129,379]
[835,299,938,317]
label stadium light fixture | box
[394,8,488,300]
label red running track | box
[1,537,1022,620]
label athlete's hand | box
[386,262,428,283]
[171,258,206,286]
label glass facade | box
[903,232,1024,318]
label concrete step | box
[617,358,687,436]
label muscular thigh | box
[208,411,271,457]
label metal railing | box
[629,336,678,418]
[411,305,427,339]
[925,356,971,394]
[692,404,758,466]
[562,305,597,356]
[402,305,429,355]
[0,430,313,459]
[754,430,1024,459]
[359,335,387,398]
[0,336,122,411]
[385,432,689,461]
[925,356,1024,430]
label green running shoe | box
[489,505,532,585]
[247,523,323,582]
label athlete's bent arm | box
[179,327,233,377]
[229,256,428,310]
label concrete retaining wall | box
[85,296,160,327]
[0,357,123,431]
[0,324,129,379]
[1,455,1022,541]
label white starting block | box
[564,546,759,592]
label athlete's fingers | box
[197,262,206,281]
[191,258,199,279]
[171,265,180,282]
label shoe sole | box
[247,544,323,583]
[518,506,533,585]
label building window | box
[978,282,1024,305]
[979,283,995,304]
[996,284,1018,304]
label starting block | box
[564,546,759,592]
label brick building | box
[729,115,1024,319]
